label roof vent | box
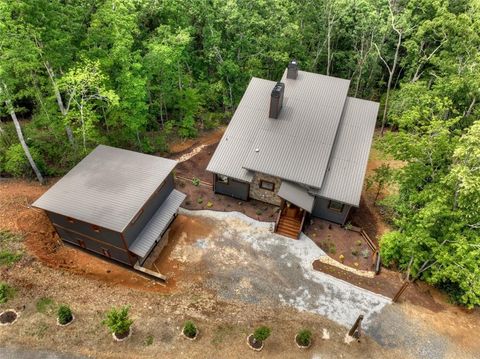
[269,82,285,119]
[287,60,298,79]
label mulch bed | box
[114,329,130,340]
[305,218,374,271]
[0,310,18,324]
[313,260,445,312]
[247,334,263,350]
[174,141,279,222]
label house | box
[207,61,379,238]
[33,145,186,268]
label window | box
[92,225,101,233]
[130,209,144,225]
[218,175,229,184]
[260,180,275,191]
[328,201,344,213]
[77,239,86,248]
[66,217,75,224]
[101,248,111,258]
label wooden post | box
[374,251,382,275]
[392,281,410,303]
[348,314,364,340]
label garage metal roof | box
[33,145,177,232]
[277,181,315,212]
[129,189,186,257]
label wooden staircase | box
[276,216,303,239]
[274,203,306,239]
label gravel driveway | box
[176,209,390,331]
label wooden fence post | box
[348,314,364,340]
[392,281,410,303]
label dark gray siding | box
[214,175,250,201]
[312,197,351,225]
[123,173,175,246]
[47,212,124,248]
[54,226,132,265]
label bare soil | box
[0,310,17,324]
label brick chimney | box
[287,60,298,79]
[269,82,285,119]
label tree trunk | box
[1,84,44,184]
[44,61,75,146]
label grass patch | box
[36,297,56,314]
[0,250,22,266]
[0,283,15,303]
[211,324,237,346]
[144,334,154,346]
[0,229,22,242]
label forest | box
[0,0,479,307]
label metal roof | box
[206,77,276,182]
[129,189,186,257]
[317,97,379,206]
[33,145,178,232]
[277,181,315,212]
[207,68,379,207]
[242,70,350,188]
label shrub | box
[192,177,200,186]
[36,297,56,314]
[356,240,363,246]
[253,326,271,342]
[0,283,14,303]
[296,329,312,346]
[351,248,359,257]
[197,197,203,204]
[102,306,133,335]
[206,201,213,208]
[0,250,22,266]
[183,320,197,338]
[4,143,46,178]
[255,209,262,215]
[57,305,73,325]
[144,334,154,346]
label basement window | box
[66,217,75,224]
[218,175,229,184]
[92,225,101,233]
[77,239,86,248]
[101,248,111,258]
[260,180,275,191]
[328,201,345,213]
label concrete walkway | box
[177,209,391,331]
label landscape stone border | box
[56,313,75,327]
[246,334,264,351]
[112,327,132,342]
[295,334,312,349]
[0,309,19,326]
[181,327,199,341]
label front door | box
[284,202,303,219]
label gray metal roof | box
[33,145,178,232]
[129,189,185,257]
[206,77,276,182]
[277,181,315,212]
[317,98,379,206]
[207,68,379,207]
[242,70,350,188]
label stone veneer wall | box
[249,173,282,206]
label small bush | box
[197,197,203,204]
[339,254,345,263]
[144,334,154,346]
[57,305,73,325]
[296,329,312,346]
[4,143,46,178]
[255,209,262,215]
[36,297,56,314]
[206,201,213,208]
[0,250,22,266]
[192,177,200,186]
[102,305,133,335]
[253,326,271,342]
[361,249,370,258]
[183,320,197,338]
[355,240,363,246]
[0,283,15,303]
[351,248,359,257]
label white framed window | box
[218,175,229,184]
[260,180,275,191]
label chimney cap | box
[271,82,285,97]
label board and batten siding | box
[54,226,132,265]
[213,174,250,201]
[311,197,351,225]
[123,173,175,246]
[46,212,125,248]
